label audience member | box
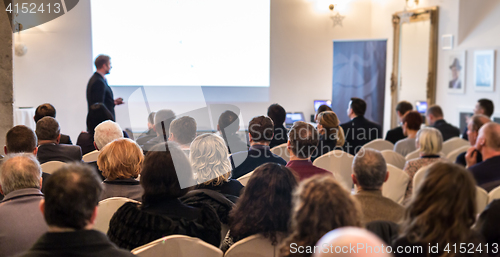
[385,101,413,144]
[426,105,460,141]
[107,142,220,250]
[221,163,298,252]
[475,199,500,257]
[169,116,197,155]
[280,176,361,257]
[403,127,447,201]
[455,115,490,167]
[218,110,248,154]
[463,99,494,140]
[394,111,422,157]
[19,163,134,257]
[230,116,286,179]
[0,154,47,257]
[97,138,143,201]
[314,104,332,122]
[36,117,82,164]
[352,149,404,224]
[34,103,72,144]
[286,121,331,181]
[141,109,176,151]
[341,98,382,155]
[393,162,484,257]
[311,111,345,162]
[135,112,157,146]
[268,104,288,148]
[466,122,500,191]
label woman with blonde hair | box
[280,176,361,257]
[311,111,345,162]
[97,138,144,201]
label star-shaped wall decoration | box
[398,11,414,24]
[330,12,345,27]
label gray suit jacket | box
[100,178,143,202]
[37,143,82,164]
[354,190,404,225]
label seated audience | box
[19,163,134,257]
[135,112,157,146]
[221,163,298,252]
[0,154,48,257]
[311,111,345,162]
[168,116,197,155]
[97,138,144,201]
[141,109,176,151]
[394,111,422,157]
[280,176,361,257]
[352,149,404,224]
[456,115,490,167]
[314,104,332,122]
[286,121,331,181]
[34,103,72,144]
[268,104,288,148]
[218,110,248,154]
[385,101,413,144]
[230,116,286,179]
[475,199,500,257]
[463,98,494,140]
[36,117,82,164]
[466,122,500,191]
[107,142,220,250]
[341,98,382,155]
[426,105,460,141]
[403,127,447,201]
[393,162,484,257]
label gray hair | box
[94,120,123,150]
[352,148,387,190]
[0,153,42,195]
[416,127,443,155]
[189,133,231,186]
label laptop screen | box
[286,112,305,125]
[415,101,428,114]
[314,100,332,112]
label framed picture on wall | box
[448,52,466,94]
[474,50,495,92]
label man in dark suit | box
[218,110,248,154]
[140,109,176,152]
[462,99,494,140]
[230,116,286,179]
[456,115,490,167]
[426,105,460,142]
[35,117,82,164]
[86,55,123,120]
[341,98,382,155]
[385,101,413,144]
[34,103,72,144]
[267,104,288,149]
[135,112,157,146]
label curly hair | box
[281,176,361,257]
[190,134,231,186]
[229,163,298,245]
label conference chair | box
[446,145,470,162]
[405,149,420,161]
[225,234,282,257]
[40,161,66,175]
[313,150,354,191]
[82,150,100,162]
[382,164,411,204]
[270,143,290,162]
[237,171,253,186]
[477,187,489,214]
[488,185,500,204]
[362,139,394,152]
[442,137,469,156]
[380,150,406,169]
[94,197,140,234]
[411,166,429,193]
[132,235,223,257]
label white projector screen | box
[90,0,270,87]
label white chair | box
[94,197,140,234]
[446,145,470,162]
[362,139,394,152]
[40,161,66,175]
[270,143,290,162]
[313,150,354,190]
[132,235,223,257]
[82,150,100,162]
[477,187,488,214]
[442,137,469,156]
[382,164,410,204]
[225,234,281,257]
[405,149,420,161]
[380,150,406,169]
[237,171,253,186]
[488,185,500,204]
[411,166,428,193]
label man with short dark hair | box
[285,121,330,181]
[385,101,413,144]
[218,110,248,154]
[267,104,288,148]
[463,99,495,140]
[456,115,490,167]
[169,116,197,154]
[135,112,157,146]
[230,116,286,179]
[35,117,82,164]
[19,164,134,257]
[34,103,72,144]
[340,98,382,155]
[140,109,176,151]
[426,105,460,141]
[351,149,404,224]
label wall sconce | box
[329,3,345,27]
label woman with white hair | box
[403,127,448,201]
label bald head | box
[313,227,391,257]
[478,122,500,151]
[0,153,42,195]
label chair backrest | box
[380,150,406,169]
[362,139,395,152]
[488,185,500,204]
[94,197,140,234]
[313,150,354,190]
[442,137,469,156]
[382,164,411,204]
[446,145,470,162]
[477,187,488,214]
[132,235,223,257]
[412,166,428,193]
[405,149,420,161]
[270,143,290,163]
[225,234,280,257]
[82,150,100,163]
[40,161,66,175]
[237,171,253,186]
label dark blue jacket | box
[230,145,287,179]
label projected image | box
[90,0,270,87]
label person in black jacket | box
[426,105,460,142]
[311,111,345,162]
[218,110,248,154]
[34,103,72,145]
[462,99,494,141]
[385,101,413,144]
[267,104,288,149]
[455,115,490,167]
[35,117,82,164]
